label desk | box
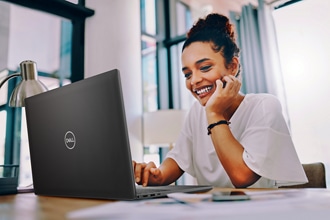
[1,188,330,219]
[0,193,108,219]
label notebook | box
[25,69,212,200]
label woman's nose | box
[190,72,202,85]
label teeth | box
[195,86,212,95]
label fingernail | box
[135,178,140,182]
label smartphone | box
[222,69,239,88]
[212,191,250,201]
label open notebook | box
[25,69,212,200]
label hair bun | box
[187,13,236,42]
[182,12,240,70]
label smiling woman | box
[181,42,240,106]
[133,13,308,189]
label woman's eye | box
[184,73,191,79]
[200,65,211,72]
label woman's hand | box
[205,75,241,117]
[132,160,163,186]
[132,158,184,186]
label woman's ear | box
[230,57,240,76]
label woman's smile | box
[192,84,215,103]
[193,85,214,97]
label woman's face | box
[181,41,235,106]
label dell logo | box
[64,131,76,150]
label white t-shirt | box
[166,93,307,188]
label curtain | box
[229,0,289,123]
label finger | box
[150,167,160,177]
[134,162,146,184]
[229,75,241,91]
[215,79,223,90]
[222,75,239,90]
[142,162,156,186]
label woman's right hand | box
[132,160,162,186]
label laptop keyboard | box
[136,186,168,194]
[136,185,206,194]
[135,185,212,199]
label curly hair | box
[182,13,240,73]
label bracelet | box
[207,120,230,135]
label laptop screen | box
[25,69,138,199]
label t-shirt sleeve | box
[166,109,196,177]
[166,132,196,177]
[240,96,308,186]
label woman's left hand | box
[205,75,241,117]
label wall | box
[7,5,61,72]
[85,0,143,161]
[273,0,330,186]
[0,2,9,71]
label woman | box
[133,13,307,188]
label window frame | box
[1,0,94,166]
[2,0,94,82]
[140,0,192,163]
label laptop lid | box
[25,69,212,200]
[26,69,137,200]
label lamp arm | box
[0,73,21,89]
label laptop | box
[25,69,212,200]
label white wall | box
[85,0,143,161]
[273,0,330,186]
[0,2,10,71]
[7,4,61,73]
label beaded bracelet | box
[207,120,231,135]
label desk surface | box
[0,192,108,219]
[1,188,226,219]
[1,188,330,219]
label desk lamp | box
[0,60,48,107]
[143,109,187,150]
[0,60,47,195]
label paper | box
[67,189,330,220]
[167,192,212,203]
[17,184,34,193]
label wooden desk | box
[0,193,109,219]
[1,188,330,219]
[0,188,229,219]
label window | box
[141,0,158,112]
[0,0,93,186]
[141,0,193,112]
[0,3,72,185]
[273,0,330,185]
[141,0,159,164]
[140,0,193,167]
[170,2,194,110]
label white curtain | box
[230,0,289,123]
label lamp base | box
[0,165,19,195]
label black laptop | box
[25,69,212,200]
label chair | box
[280,162,327,188]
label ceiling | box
[180,0,289,19]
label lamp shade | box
[9,60,48,107]
[143,109,187,146]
